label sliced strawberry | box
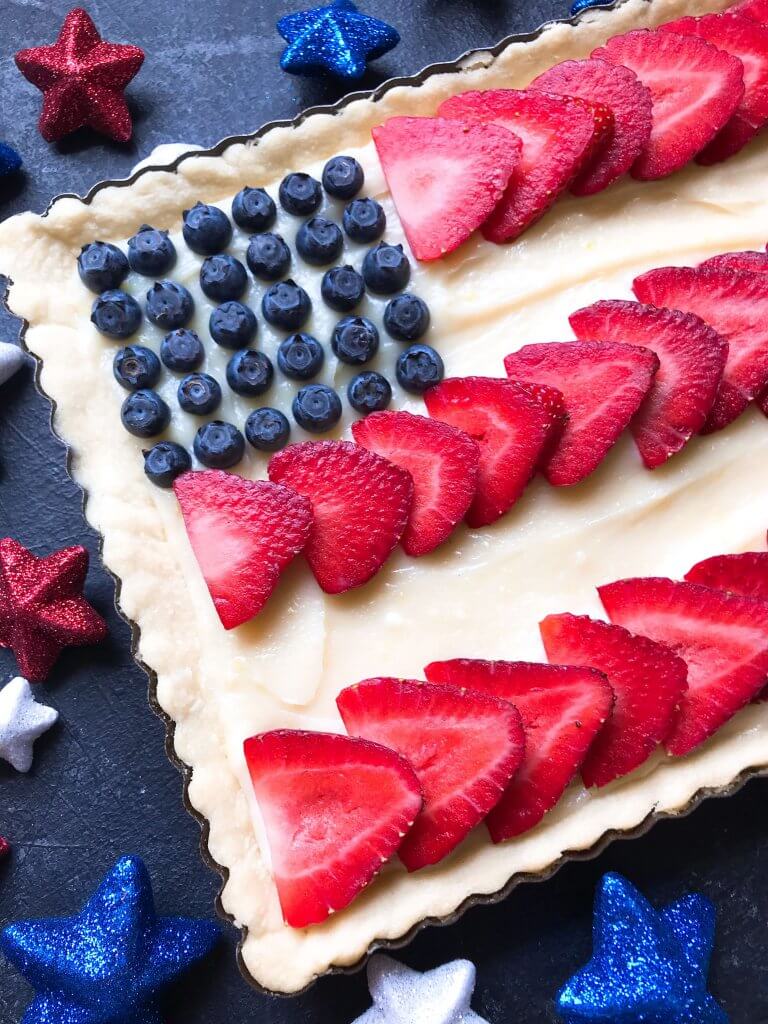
[173,470,312,629]
[371,116,521,260]
[530,58,653,194]
[700,249,768,273]
[633,265,768,431]
[243,730,422,927]
[592,29,745,179]
[424,659,613,840]
[437,89,600,243]
[351,411,479,557]
[569,299,728,468]
[599,577,768,755]
[504,340,657,485]
[686,550,768,601]
[267,441,412,594]
[734,0,768,24]
[337,677,524,870]
[423,376,563,527]
[540,613,687,785]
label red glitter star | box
[15,8,145,143]
[0,538,107,682]
[0,837,9,858]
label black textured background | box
[0,1,767,1021]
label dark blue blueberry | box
[113,345,161,390]
[362,242,411,294]
[78,242,129,293]
[261,279,311,330]
[182,202,233,255]
[177,372,222,415]
[232,187,277,232]
[279,172,322,215]
[322,155,364,200]
[321,265,365,312]
[127,225,176,276]
[245,407,291,452]
[143,441,191,488]
[226,349,274,396]
[208,301,257,349]
[91,290,143,338]
[193,420,245,468]
[292,384,342,433]
[160,329,205,372]
[342,198,385,243]
[331,315,379,365]
[347,371,392,414]
[146,280,194,330]
[383,293,430,341]
[296,217,344,266]
[120,389,171,438]
[246,233,291,281]
[277,333,324,380]
[199,254,248,301]
[396,343,444,394]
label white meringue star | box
[0,342,25,387]
[0,676,58,772]
[352,955,491,1024]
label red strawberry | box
[569,299,728,468]
[660,13,768,164]
[351,411,479,557]
[686,550,768,601]
[424,659,613,840]
[734,0,768,24]
[700,249,768,273]
[336,677,524,870]
[591,29,745,178]
[423,376,563,527]
[437,89,601,243]
[371,116,521,260]
[243,730,422,927]
[599,577,768,755]
[633,265,768,431]
[504,340,658,486]
[530,58,653,194]
[173,470,313,629]
[540,613,687,785]
[267,441,412,594]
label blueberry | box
[342,198,386,243]
[160,329,205,372]
[261,279,311,330]
[120,389,171,438]
[226,349,274,396]
[246,233,291,281]
[177,372,222,415]
[296,217,344,266]
[396,343,444,393]
[320,265,365,312]
[331,315,379,365]
[146,280,194,330]
[143,441,191,488]
[277,333,324,380]
[127,225,176,276]
[232,187,276,232]
[322,155,364,200]
[113,345,161,390]
[193,420,245,468]
[182,202,233,255]
[78,242,129,293]
[292,384,342,433]
[362,242,411,294]
[208,301,257,349]
[383,293,430,341]
[199,254,248,301]
[279,172,322,215]
[91,290,143,338]
[347,371,392,414]
[245,407,291,452]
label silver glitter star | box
[353,954,491,1024]
[0,676,58,772]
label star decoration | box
[0,837,9,858]
[0,143,22,180]
[570,0,615,16]
[352,954,490,1024]
[1,855,222,1024]
[278,0,400,80]
[0,343,26,386]
[15,8,145,143]
[0,677,58,772]
[557,873,727,1024]
[0,538,107,682]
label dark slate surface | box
[0,1,766,1021]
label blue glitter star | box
[557,873,727,1024]
[0,856,222,1024]
[0,142,22,179]
[278,0,400,79]
[570,0,615,15]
